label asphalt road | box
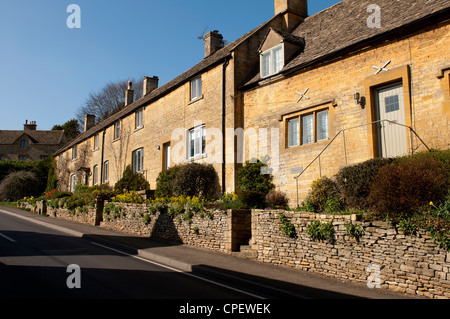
[0,210,257,300]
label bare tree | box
[76,79,143,126]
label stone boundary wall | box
[22,200,250,255]
[251,210,450,299]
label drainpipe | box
[222,57,230,194]
[99,129,106,184]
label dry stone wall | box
[251,210,450,299]
[18,200,449,298]
[34,200,249,255]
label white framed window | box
[132,148,144,174]
[135,108,143,129]
[261,44,284,78]
[103,161,109,183]
[288,118,299,147]
[188,125,206,159]
[113,121,121,140]
[94,134,99,150]
[70,174,77,192]
[190,77,202,101]
[59,154,63,165]
[72,145,78,160]
[93,165,98,185]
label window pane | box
[288,118,299,147]
[317,110,329,141]
[189,129,195,158]
[202,126,206,155]
[273,46,283,74]
[261,52,271,77]
[302,114,314,145]
[385,95,400,113]
[191,77,202,100]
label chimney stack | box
[84,114,96,132]
[274,0,308,31]
[143,76,159,97]
[24,120,37,131]
[125,81,134,106]
[204,30,224,57]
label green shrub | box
[307,220,336,244]
[155,165,181,198]
[335,158,393,210]
[368,156,448,216]
[51,191,73,199]
[172,163,220,199]
[238,190,266,209]
[114,165,150,194]
[308,177,343,213]
[345,221,365,241]
[238,159,275,195]
[278,213,297,238]
[0,171,40,201]
[0,159,52,197]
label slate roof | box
[244,0,450,86]
[0,130,65,145]
[54,0,450,155]
[54,14,281,155]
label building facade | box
[0,121,65,162]
[54,0,450,205]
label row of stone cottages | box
[54,0,450,207]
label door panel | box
[375,83,408,158]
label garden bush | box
[114,165,150,194]
[172,163,220,200]
[266,190,289,209]
[238,159,275,195]
[308,177,343,213]
[155,165,181,198]
[238,190,266,209]
[237,159,275,208]
[335,158,393,210]
[0,171,39,201]
[368,155,448,217]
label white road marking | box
[0,232,16,243]
[90,241,266,299]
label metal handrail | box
[294,119,430,207]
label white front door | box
[375,83,408,158]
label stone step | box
[232,245,256,259]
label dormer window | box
[258,28,305,80]
[261,44,284,78]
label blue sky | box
[0,0,340,131]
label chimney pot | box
[125,81,134,106]
[275,0,308,31]
[204,30,224,57]
[84,114,96,132]
[143,76,159,97]
[24,121,37,131]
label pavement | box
[0,205,419,300]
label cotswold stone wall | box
[251,210,450,299]
[38,200,250,255]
